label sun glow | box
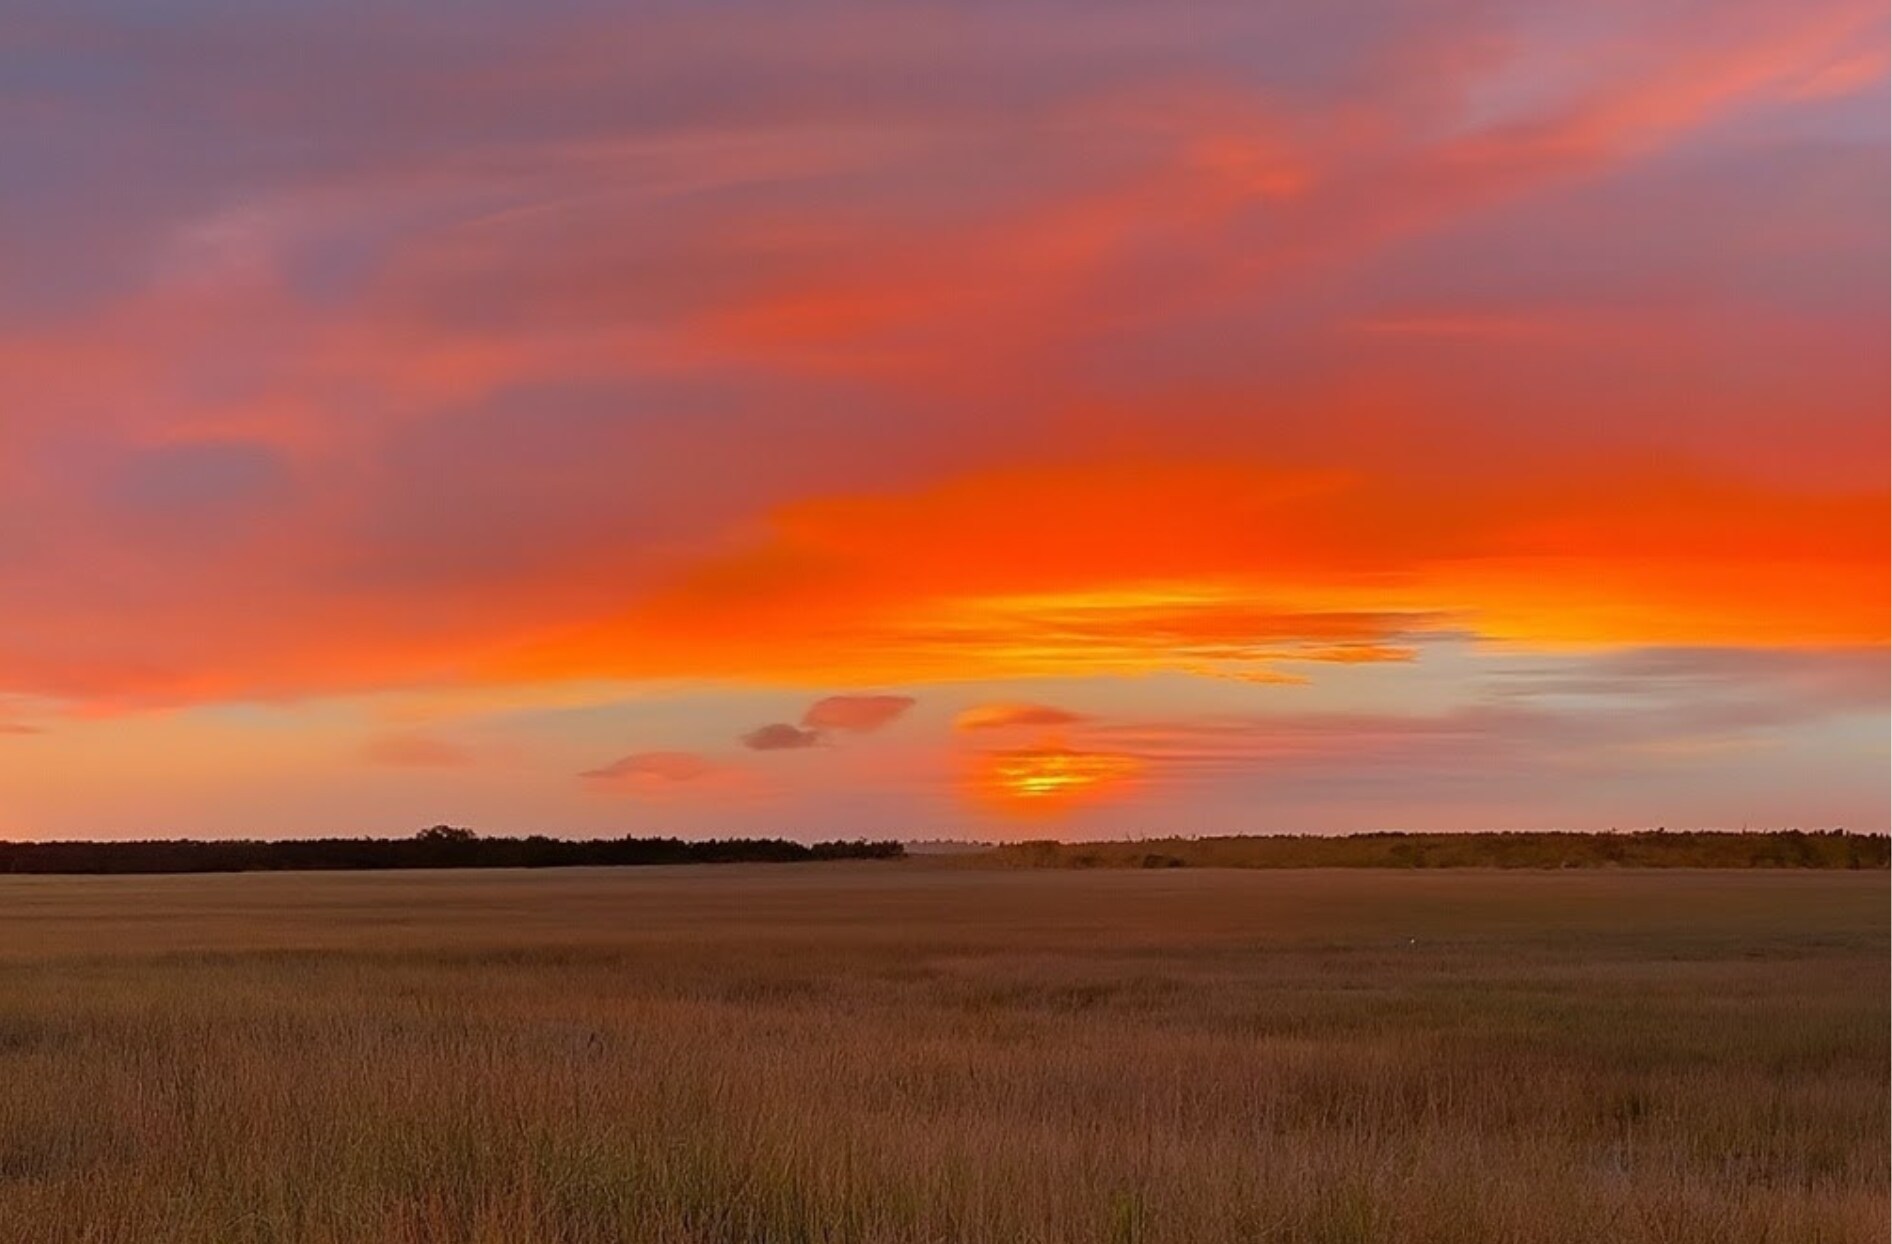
[972,741,1144,815]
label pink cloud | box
[580,751,719,784]
[801,694,916,733]
[742,722,824,751]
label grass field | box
[0,865,1883,1243]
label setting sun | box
[972,742,1144,815]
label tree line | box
[977,829,1889,870]
[0,825,905,874]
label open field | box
[0,865,1883,1243]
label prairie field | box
[0,865,1883,1244]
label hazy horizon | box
[4,824,1879,848]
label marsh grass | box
[0,866,1883,1242]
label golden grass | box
[0,865,1883,1243]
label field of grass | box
[0,864,1883,1243]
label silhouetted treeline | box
[0,825,905,875]
[977,830,1889,870]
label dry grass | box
[0,865,1883,1243]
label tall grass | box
[0,866,1883,1243]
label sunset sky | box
[3,0,1886,839]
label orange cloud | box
[3,445,1881,713]
[505,458,1885,692]
[954,702,1086,732]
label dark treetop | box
[0,826,904,874]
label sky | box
[2,0,1886,840]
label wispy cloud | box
[360,733,476,768]
[580,750,719,784]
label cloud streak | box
[580,751,720,787]
[360,733,476,768]
[955,703,1086,731]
